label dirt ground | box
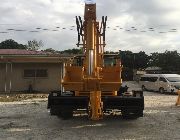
[0,82,180,140]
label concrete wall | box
[0,63,5,92]
[0,63,63,93]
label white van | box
[139,74,180,93]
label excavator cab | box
[72,55,84,66]
[72,54,119,67]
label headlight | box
[168,85,177,89]
[168,84,174,88]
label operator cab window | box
[104,55,118,66]
[104,57,116,66]
[73,56,84,66]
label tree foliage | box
[149,51,180,71]
[1,39,180,72]
[26,40,43,51]
[134,51,149,69]
[43,48,57,53]
[0,39,27,49]
[60,48,83,54]
[120,50,149,69]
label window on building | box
[24,69,35,77]
[36,69,48,77]
[24,69,48,78]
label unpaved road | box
[0,82,180,140]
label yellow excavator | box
[48,1,144,120]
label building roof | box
[0,49,51,55]
[0,49,74,63]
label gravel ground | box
[0,81,180,140]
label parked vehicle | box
[139,74,180,93]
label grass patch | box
[0,93,48,102]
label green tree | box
[61,48,83,54]
[149,51,180,71]
[119,50,149,80]
[120,50,134,69]
[0,39,27,49]
[104,51,118,54]
[26,40,43,51]
[43,48,57,53]
[134,51,149,69]
[148,52,159,66]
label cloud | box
[0,0,180,53]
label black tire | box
[121,109,142,119]
[50,107,60,116]
[59,110,73,120]
[159,87,164,94]
[142,85,146,91]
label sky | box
[0,0,180,54]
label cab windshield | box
[166,77,180,82]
